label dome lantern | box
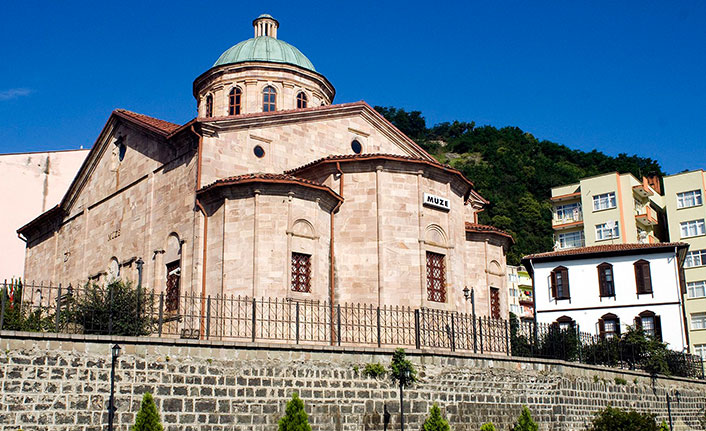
[253,14,279,38]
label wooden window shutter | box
[634,316,642,330]
[550,271,558,298]
[562,268,570,299]
[597,265,607,296]
[641,263,652,293]
[598,318,605,338]
[614,317,621,336]
[654,315,662,341]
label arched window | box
[634,259,652,294]
[555,315,575,331]
[205,94,213,118]
[550,266,570,300]
[296,92,308,109]
[597,262,615,297]
[262,86,276,112]
[165,233,182,313]
[599,313,620,339]
[635,310,662,341]
[229,87,242,115]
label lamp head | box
[111,344,121,359]
[463,286,470,300]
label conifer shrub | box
[131,392,163,431]
[389,348,417,387]
[421,404,450,431]
[278,393,312,431]
[479,422,496,431]
[512,406,538,431]
[587,406,661,431]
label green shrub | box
[614,377,627,385]
[1,280,54,332]
[278,393,311,431]
[389,348,417,387]
[588,406,661,431]
[362,362,386,379]
[480,422,496,431]
[659,421,669,431]
[421,404,450,431]
[513,406,538,431]
[131,392,163,431]
[70,280,153,336]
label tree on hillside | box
[374,106,663,264]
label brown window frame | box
[296,91,308,109]
[635,310,662,341]
[263,85,277,112]
[597,262,615,297]
[550,266,570,300]
[598,313,620,339]
[165,261,181,313]
[426,251,446,302]
[291,252,311,293]
[205,94,213,118]
[229,87,241,115]
[555,315,575,331]
[634,259,653,294]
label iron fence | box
[1,280,703,379]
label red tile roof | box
[523,242,688,260]
[197,173,342,202]
[285,153,474,191]
[464,222,514,243]
[113,109,182,135]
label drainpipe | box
[329,162,344,345]
[191,123,208,338]
[674,246,690,351]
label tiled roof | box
[113,109,182,135]
[285,153,473,186]
[198,173,342,201]
[523,242,688,260]
[464,222,514,243]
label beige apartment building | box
[663,170,706,358]
[550,172,666,250]
[507,265,533,320]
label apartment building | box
[550,172,666,250]
[663,170,706,359]
[507,265,534,320]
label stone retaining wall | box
[0,331,704,431]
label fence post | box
[108,283,114,336]
[337,304,341,346]
[505,320,510,356]
[55,284,62,333]
[414,309,421,349]
[295,302,300,344]
[158,293,164,337]
[701,358,704,379]
[576,324,582,363]
[479,316,484,354]
[472,314,477,353]
[0,281,6,332]
[376,307,381,348]
[206,296,211,340]
[251,298,256,342]
[450,315,456,352]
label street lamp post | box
[462,286,475,316]
[400,369,411,431]
[666,390,680,431]
[108,344,121,431]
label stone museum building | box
[17,15,512,317]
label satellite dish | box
[605,220,615,229]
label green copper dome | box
[213,36,316,72]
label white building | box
[522,243,690,351]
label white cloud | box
[0,88,33,101]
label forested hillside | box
[375,106,663,264]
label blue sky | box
[1,1,704,174]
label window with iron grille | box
[165,261,181,313]
[490,287,501,319]
[291,252,311,293]
[426,251,446,302]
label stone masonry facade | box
[0,332,704,431]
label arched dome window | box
[296,92,308,109]
[229,87,242,115]
[205,94,213,118]
[262,86,276,112]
